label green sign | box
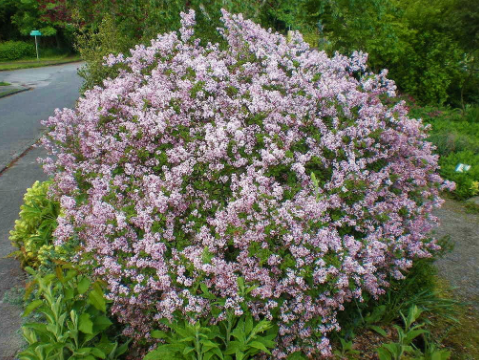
[30,30,42,36]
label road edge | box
[0,59,83,72]
[0,87,30,99]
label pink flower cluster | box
[41,10,452,358]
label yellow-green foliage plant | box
[9,180,60,268]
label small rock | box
[466,196,479,207]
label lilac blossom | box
[41,9,450,358]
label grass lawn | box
[0,54,82,71]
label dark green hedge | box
[0,41,35,61]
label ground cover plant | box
[37,9,456,358]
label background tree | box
[9,0,74,50]
[0,0,20,41]
[388,0,464,105]
[71,0,282,89]
[302,0,410,69]
[301,0,473,106]
[446,0,479,106]
[2,0,476,106]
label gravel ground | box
[434,199,479,310]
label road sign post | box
[30,30,42,60]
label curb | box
[0,87,30,99]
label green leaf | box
[17,349,39,360]
[245,284,259,295]
[231,320,246,342]
[254,338,275,348]
[407,305,423,325]
[208,325,221,340]
[237,277,245,294]
[23,299,44,317]
[23,322,48,335]
[78,277,91,295]
[88,285,106,312]
[377,347,392,360]
[93,315,113,332]
[163,321,191,338]
[200,283,215,299]
[46,323,57,335]
[251,320,271,335]
[200,340,220,348]
[21,327,38,345]
[64,287,75,300]
[249,341,271,354]
[90,348,106,358]
[25,267,36,276]
[404,329,428,344]
[236,350,245,360]
[55,266,65,283]
[204,351,217,360]
[115,340,131,356]
[77,347,94,354]
[370,325,388,337]
[432,350,451,360]
[225,341,242,355]
[82,356,96,360]
[151,330,169,339]
[210,347,224,359]
[244,315,253,335]
[365,305,386,324]
[79,313,94,334]
[182,346,195,355]
[383,343,401,356]
[143,345,184,360]
[179,336,195,342]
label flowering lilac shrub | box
[41,10,453,358]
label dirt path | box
[434,199,479,309]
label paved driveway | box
[0,63,83,172]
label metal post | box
[35,35,39,60]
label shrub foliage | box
[0,40,35,61]
[41,10,452,358]
[9,180,60,268]
[410,105,479,199]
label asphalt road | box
[0,63,83,172]
[0,147,49,359]
[0,63,82,359]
